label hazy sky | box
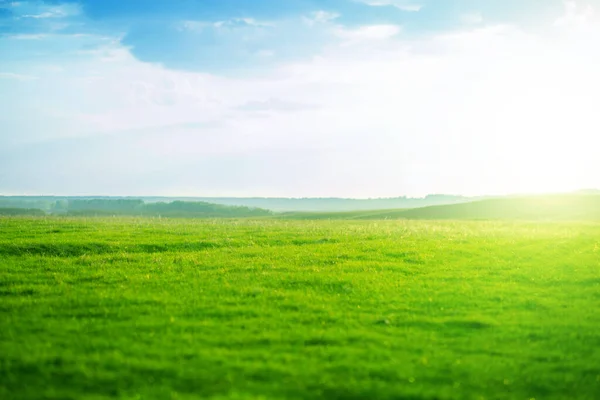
[0,0,599,197]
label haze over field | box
[1,0,599,198]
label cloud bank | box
[0,0,598,197]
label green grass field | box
[1,217,600,399]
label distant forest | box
[0,198,272,218]
[0,194,483,213]
[1,191,599,218]
[144,195,479,212]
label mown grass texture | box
[1,217,599,399]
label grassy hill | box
[282,195,600,221]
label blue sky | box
[0,0,599,197]
[0,0,567,71]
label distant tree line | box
[0,195,481,213]
[0,198,272,218]
[0,208,46,216]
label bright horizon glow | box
[0,0,599,198]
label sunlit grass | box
[1,217,599,399]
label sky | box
[0,0,599,198]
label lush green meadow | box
[1,217,599,400]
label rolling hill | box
[281,194,600,221]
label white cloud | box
[5,33,48,40]
[229,18,273,27]
[0,72,38,81]
[360,0,422,12]
[237,98,319,112]
[333,24,402,41]
[461,12,483,25]
[181,17,273,31]
[304,10,340,26]
[1,3,599,196]
[20,3,81,19]
[23,12,57,18]
[555,0,596,26]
